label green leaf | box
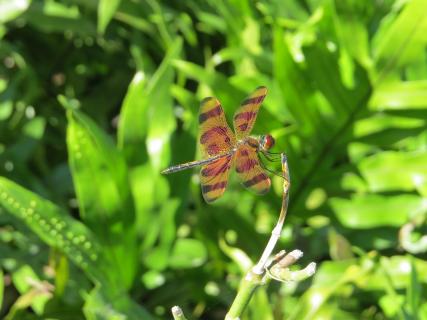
[172,59,243,111]
[145,41,181,171]
[370,81,427,110]
[24,2,95,35]
[66,109,137,289]
[83,285,154,320]
[379,294,405,318]
[53,252,69,298]
[373,0,427,72]
[406,258,420,317]
[377,256,427,290]
[118,38,182,169]
[358,151,427,192]
[12,265,50,315]
[330,194,423,229]
[0,0,31,24]
[333,1,371,69]
[97,0,121,34]
[169,238,208,269]
[0,269,3,310]
[142,198,180,271]
[117,71,148,164]
[249,288,274,320]
[0,177,103,281]
[328,228,354,260]
[290,257,374,320]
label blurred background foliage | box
[0,0,426,319]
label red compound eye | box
[262,135,275,150]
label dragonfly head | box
[260,134,275,151]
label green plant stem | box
[225,271,264,320]
[225,154,290,320]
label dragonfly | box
[162,86,278,203]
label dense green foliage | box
[1,0,427,319]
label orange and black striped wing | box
[233,86,267,139]
[200,153,235,203]
[235,145,270,195]
[199,97,236,158]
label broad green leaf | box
[142,198,180,271]
[67,109,135,229]
[289,257,374,320]
[358,151,427,192]
[141,270,165,290]
[119,37,182,169]
[0,177,103,281]
[83,285,154,320]
[330,194,423,229]
[145,38,181,171]
[169,238,208,269]
[370,81,427,110]
[0,101,12,120]
[362,256,427,291]
[373,0,427,72]
[0,0,31,23]
[97,0,121,34]
[273,21,371,206]
[379,294,405,318]
[354,115,425,138]
[333,1,371,69]
[66,109,137,289]
[117,71,148,165]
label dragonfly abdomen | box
[161,153,232,175]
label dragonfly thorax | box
[237,135,275,152]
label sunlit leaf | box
[373,0,427,72]
[0,177,104,281]
[330,194,422,228]
[370,81,427,110]
[358,151,427,192]
[83,285,154,320]
[97,0,121,34]
[66,109,137,289]
[0,0,31,24]
[12,265,50,314]
[169,238,208,269]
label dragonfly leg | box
[259,155,286,179]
